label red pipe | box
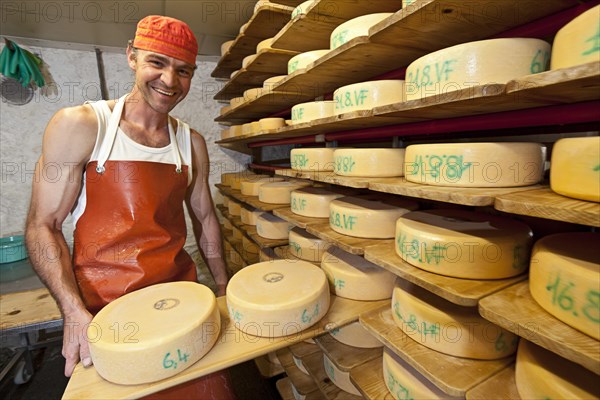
[325,101,600,142]
[248,134,318,148]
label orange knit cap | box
[133,15,198,65]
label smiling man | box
[25,15,235,398]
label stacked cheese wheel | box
[529,232,600,340]
[290,148,335,171]
[226,260,330,337]
[256,212,290,239]
[550,136,600,202]
[323,353,361,395]
[89,282,220,384]
[291,187,344,217]
[391,279,519,359]
[405,38,551,100]
[333,80,405,115]
[395,209,533,279]
[321,247,395,300]
[288,227,330,263]
[241,176,284,196]
[330,13,393,50]
[329,195,418,238]
[404,142,545,187]
[329,321,382,348]
[291,0,315,18]
[291,101,336,124]
[515,340,600,399]
[263,75,286,92]
[240,205,262,225]
[231,174,270,190]
[551,5,600,70]
[228,199,242,216]
[259,180,312,204]
[333,148,405,177]
[288,50,330,74]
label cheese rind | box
[405,38,551,100]
[290,148,335,171]
[329,196,418,239]
[288,50,330,74]
[550,136,600,202]
[330,13,393,50]
[256,213,291,239]
[291,101,336,124]
[231,174,270,190]
[288,227,330,262]
[551,5,600,70]
[242,54,258,69]
[291,187,344,218]
[263,75,286,92]
[395,209,533,279]
[226,260,330,337]
[404,142,546,187]
[333,148,406,177]
[529,232,600,340]
[241,177,285,196]
[292,354,309,375]
[323,354,361,396]
[329,321,382,348]
[221,40,234,56]
[259,117,285,131]
[241,205,262,226]
[228,199,242,216]
[88,282,220,384]
[391,279,519,359]
[243,236,260,255]
[383,347,456,400]
[321,247,395,300]
[515,340,600,400]
[259,181,312,204]
[334,80,405,114]
[291,0,314,19]
[256,37,274,53]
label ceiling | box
[1,0,258,58]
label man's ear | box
[126,47,137,70]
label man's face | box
[128,48,196,114]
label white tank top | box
[71,99,193,227]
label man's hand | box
[62,308,94,377]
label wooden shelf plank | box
[314,334,382,372]
[254,354,285,378]
[363,242,527,307]
[63,296,390,400]
[349,356,394,400]
[0,288,61,331]
[478,281,600,375]
[215,48,299,101]
[289,341,322,359]
[305,222,388,255]
[494,187,600,227]
[259,246,280,262]
[216,91,308,123]
[275,169,372,188]
[302,352,363,400]
[360,306,515,397]
[369,178,544,207]
[276,348,322,396]
[275,377,296,400]
[270,0,304,7]
[211,3,294,79]
[273,207,327,229]
[217,184,291,212]
[465,364,519,400]
[273,245,320,266]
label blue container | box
[0,235,27,264]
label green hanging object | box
[0,39,45,88]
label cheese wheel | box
[529,232,600,340]
[241,176,285,196]
[263,75,286,92]
[259,117,285,130]
[227,246,245,270]
[256,212,291,239]
[220,105,231,116]
[291,187,345,218]
[230,97,244,107]
[258,180,312,204]
[256,37,274,53]
[405,38,551,100]
[329,196,418,239]
[391,279,519,359]
[223,218,233,230]
[220,128,232,140]
[243,87,263,101]
[515,340,600,400]
[321,247,395,300]
[292,354,309,375]
[323,353,361,396]
[395,209,533,279]
[291,382,306,400]
[241,205,262,225]
[383,347,455,400]
[334,80,405,115]
[230,70,240,79]
[231,174,269,190]
[291,0,314,19]
[404,142,546,187]
[333,148,405,177]
[221,171,242,187]
[288,227,330,262]
[243,236,260,254]
[290,148,335,171]
[222,196,230,207]
[288,50,330,74]
[329,321,382,348]
[88,282,220,385]
[242,54,257,69]
[226,260,330,337]
[230,125,243,137]
[228,199,242,216]
[330,13,393,50]
[254,0,270,13]
[551,5,600,70]
[550,136,600,202]
[220,40,234,56]
[291,101,336,124]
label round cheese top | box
[330,13,393,50]
[550,136,600,202]
[292,0,315,18]
[291,101,336,124]
[226,260,330,337]
[551,5,600,70]
[288,50,330,74]
[242,54,258,69]
[259,180,312,204]
[241,176,285,196]
[333,80,405,115]
[89,282,220,384]
[263,75,286,91]
[257,37,274,53]
[220,40,234,56]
